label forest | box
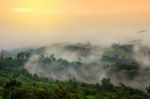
[0,43,150,99]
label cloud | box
[12,8,34,13]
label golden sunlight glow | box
[0,0,150,27]
[6,0,65,27]
[17,0,57,12]
[12,8,34,13]
[0,0,150,49]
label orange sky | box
[0,0,150,49]
[0,0,150,25]
[1,0,150,13]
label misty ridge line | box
[23,41,150,90]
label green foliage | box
[16,51,31,65]
[64,43,92,57]
[102,43,139,71]
[4,79,22,90]
[0,49,149,99]
[6,92,12,99]
[101,78,114,91]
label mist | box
[1,10,150,90]
[1,14,150,50]
[24,41,150,90]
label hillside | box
[0,43,150,99]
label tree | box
[101,78,114,91]
[4,79,22,90]
[16,51,31,65]
[0,49,5,59]
[146,86,150,94]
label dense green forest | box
[0,43,150,99]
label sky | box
[0,0,150,49]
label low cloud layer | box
[24,42,150,90]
